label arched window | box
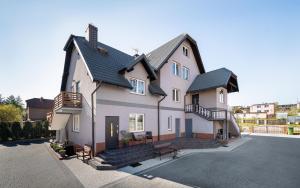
[219,90,224,103]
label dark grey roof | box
[187,68,239,93]
[72,36,133,89]
[26,98,54,109]
[121,54,157,80]
[147,33,205,73]
[148,83,167,96]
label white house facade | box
[48,24,240,154]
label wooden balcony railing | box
[54,92,82,110]
[185,104,227,121]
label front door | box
[185,119,193,138]
[105,116,119,150]
[192,94,199,105]
[175,118,180,138]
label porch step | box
[88,158,117,170]
[97,144,154,168]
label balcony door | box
[192,94,199,105]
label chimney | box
[85,24,98,48]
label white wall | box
[159,40,200,109]
[65,47,96,146]
[186,113,214,134]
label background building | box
[26,98,54,121]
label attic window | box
[98,47,108,55]
[183,46,189,57]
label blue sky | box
[0,0,299,106]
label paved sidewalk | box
[63,137,250,188]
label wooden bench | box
[153,143,178,160]
[75,144,92,161]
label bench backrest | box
[84,145,92,153]
[154,142,171,149]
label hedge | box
[0,121,55,142]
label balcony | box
[53,91,82,114]
[185,104,227,121]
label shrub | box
[0,122,11,141]
[23,121,33,139]
[34,121,43,138]
[42,121,50,138]
[11,122,22,140]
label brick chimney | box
[85,24,98,48]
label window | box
[172,62,180,76]
[219,90,224,103]
[129,114,144,132]
[182,67,190,80]
[76,81,80,93]
[183,46,189,57]
[265,104,269,107]
[130,78,145,95]
[257,110,261,113]
[168,116,172,131]
[257,105,261,108]
[172,89,180,102]
[73,115,80,132]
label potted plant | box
[59,149,66,158]
[121,138,129,147]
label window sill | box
[72,130,80,133]
[129,130,144,133]
[130,92,146,96]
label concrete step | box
[88,159,117,170]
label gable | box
[61,35,133,91]
[147,34,205,74]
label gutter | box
[91,81,102,156]
[157,95,166,141]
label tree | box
[288,107,298,116]
[11,122,22,140]
[0,104,23,122]
[23,121,33,139]
[0,122,11,141]
[5,95,24,110]
[0,94,4,104]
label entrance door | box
[185,119,193,138]
[175,118,180,138]
[192,94,199,105]
[105,116,119,150]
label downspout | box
[91,81,102,157]
[157,95,166,141]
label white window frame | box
[73,115,80,132]
[129,113,145,132]
[172,61,181,77]
[168,116,172,131]
[182,66,190,80]
[129,78,145,95]
[219,90,224,103]
[172,88,180,103]
[183,46,189,57]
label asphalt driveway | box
[112,136,300,188]
[0,140,83,188]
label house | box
[277,103,297,112]
[48,24,239,154]
[250,103,275,117]
[26,97,54,121]
[235,112,267,120]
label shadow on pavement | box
[0,139,48,147]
